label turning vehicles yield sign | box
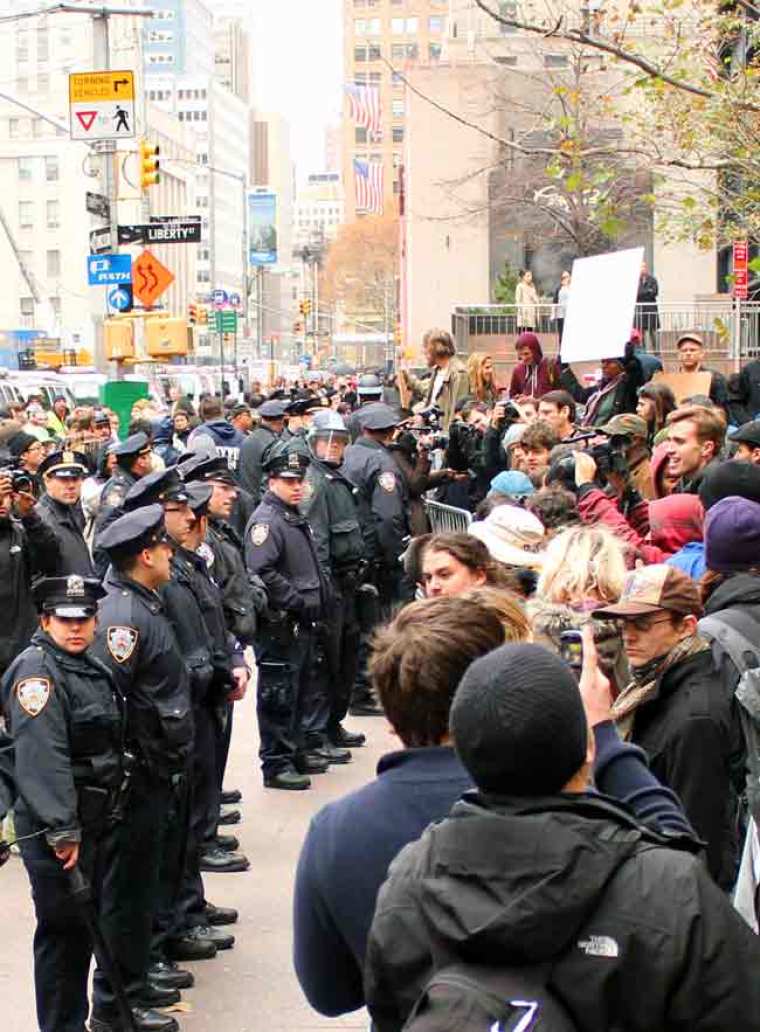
[69,70,135,141]
[132,249,174,308]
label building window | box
[429,15,444,32]
[429,43,442,60]
[33,118,45,138]
[15,32,29,63]
[391,43,418,61]
[391,17,404,33]
[392,17,418,33]
[20,297,34,319]
[354,45,367,62]
[498,1,518,33]
[495,54,518,66]
[354,19,366,33]
[46,250,61,278]
[46,200,59,229]
[49,296,61,319]
[354,72,367,84]
[392,126,404,143]
[391,99,405,117]
[36,72,49,93]
[19,201,34,228]
[17,157,33,181]
[369,71,382,82]
[355,127,368,143]
[44,156,59,182]
[544,53,569,67]
[19,250,33,269]
[368,44,381,60]
[37,28,49,61]
[9,118,20,138]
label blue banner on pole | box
[247,191,277,266]
[87,254,132,286]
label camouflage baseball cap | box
[592,564,702,619]
[598,413,648,439]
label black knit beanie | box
[450,643,588,796]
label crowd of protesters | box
[5,315,760,1031]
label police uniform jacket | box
[92,470,137,579]
[179,544,233,703]
[343,438,409,570]
[93,571,193,778]
[0,512,61,678]
[282,426,311,459]
[2,630,122,846]
[245,491,323,620]
[36,493,95,578]
[300,458,365,577]
[239,425,279,503]
[162,547,217,707]
[206,518,267,646]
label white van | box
[5,370,76,409]
[58,367,108,405]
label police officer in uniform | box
[301,411,366,753]
[239,400,287,502]
[1,575,127,1032]
[245,443,326,790]
[92,432,154,578]
[343,403,411,715]
[35,449,94,577]
[91,506,194,1031]
[283,397,322,457]
[181,455,265,805]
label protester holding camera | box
[401,329,469,432]
[0,467,61,682]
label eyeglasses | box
[623,614,675,633]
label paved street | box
[0,693,388,1031]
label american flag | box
[353,159,384,215]
[344,83,382,139]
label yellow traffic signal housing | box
[140,140,160,189]
[303,298,312,316]
[189,303,198,324]
[145,317,188,357]
[104,320,135,360]
[198,306,208,325]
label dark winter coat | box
[365,793,760,1032]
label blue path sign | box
[87,253,132,286]
[107,285,133,312]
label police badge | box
[106,625,139,664]
[15,677,52,717]
[378,471,396,493]
[251,524,269,546]
[66,574,85,597]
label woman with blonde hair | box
[529,525,630,694]
[466,353,499,406]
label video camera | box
[546,432,630,493]
[0,455,37,498]
[406,405,449,451]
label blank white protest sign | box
[560,246,644,363]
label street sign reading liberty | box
[69,70,135,141]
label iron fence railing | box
[424,499,473,533]
[452,301,760,370]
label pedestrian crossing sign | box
[69,70,135,141]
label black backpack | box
[402,962,577,1032]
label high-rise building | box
[294,173,344,250]
[142,0,214,77]
[341,0,448,221]
[214,16,252,103]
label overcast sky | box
[250,0,343,178]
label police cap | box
[310,410,349,437]
[264,441,310,479]
[112,431,150,459]
[38,449,88,480]
[286,397,323,417]
[124,468,189,512]
[186,481,213,515]
[98,504,168,558]
[32,574,105,618]
[358,403,401,431]
[259,400,288,420]
[93,409,111,427]
[180,453,236,486]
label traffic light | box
[299,299,312,317]
[198,305,208,325]
[293,320,303,334]
[139,139,160,189]
[189,303,198,325]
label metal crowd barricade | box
[424,499,473,533]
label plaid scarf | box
[612,634,710,740]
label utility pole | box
[90,13,117,262]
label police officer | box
[343,403,411,715]
[181,454,265,806]
[239,400,287,502]
[245,442,326,790]
[343,403,410,607]
[91,506,194,1031]
[1,575,129,1032]
[301,411,366,753]
[92,432,154,579]
[35,449,94,577]
[283,397,323,458]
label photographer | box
[0,466,61,681]
[388,421,455,536]
[438,400,493,510]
